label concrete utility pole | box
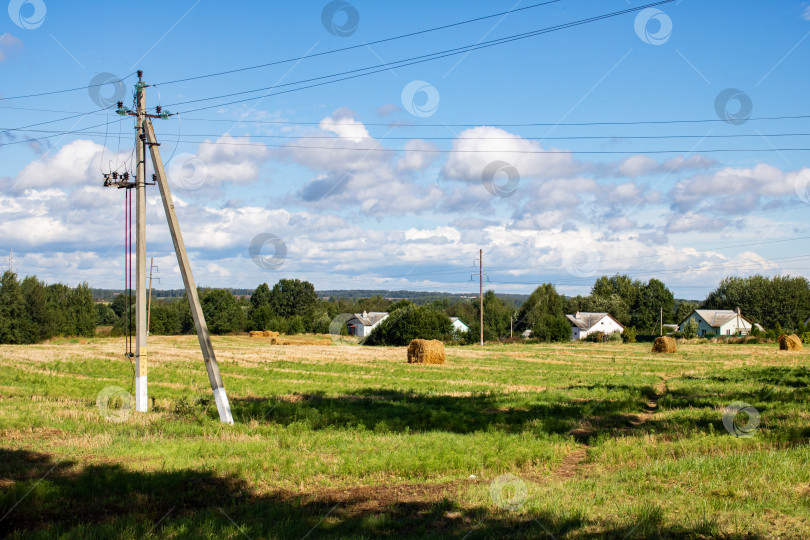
[135,74,148,413]
[104,71,233,424]
[479,249,484,346]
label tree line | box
[1,270,808,345]
[0,271,95,344]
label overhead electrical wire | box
[480,236,810,274]
[174,113,810,128]
[0,2,563,102]
[6,123,810,156]
[8,126,810,142]
[0,0,670,136]
[7,131,810,154]
[0,105,118,137]
[59,137,810,154]
[0,72,137,101]
[189,236,810,283]
[167,0,677,114]
[9,127,810,142]
[491,253,810,286]
[192,253,810,288]
[322,236,810,281]
[152,0,564,87]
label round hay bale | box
[779,334,802,351]
[249,330,262,338]
[652,336,677,353]
[407,339,446,365]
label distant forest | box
[2,271,809,345]
[90,287,531,306]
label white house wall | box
[680,313,751,336]
[571,316,623,341]
[718,318,751,336]
[452,320,469,333]
[681,314,715,337]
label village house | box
[449,317,469,333]
[345,311,389,337]
[679,309,752,337]
[566,312,624,341]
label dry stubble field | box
[1,335,809,538]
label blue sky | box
[2,0,810,299]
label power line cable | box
[0,106,117,137]
[8,124,810,155]
[0,72,137,101]
[10,128,810,142]
[176,113,810,128]
[153,0,564,87]
[168,0,677,114]
[0,3,563,102]
[490,253,810,286]
[5,111,810,131]
[74,138,810,154]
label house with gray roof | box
[566,312,624,341]
[679,309,752,337]
[345,311,389,337]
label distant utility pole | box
[103,71,233,424]
[479,249,484,346]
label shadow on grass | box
[229,385,654,439]
[0,448,764,539]
[634,366,810,441]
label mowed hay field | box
[1,337,809,539]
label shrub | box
[622,326,637,343]
[365,304,452,346]
[801,332,810,344]
[311,313,331,334]
[264,316,289,334]
[451,329,469,342]
[682,318,699,339]
[533,315,571,343]
[607,331,622,342]
[586,331,605,343]
[286,315,307,335]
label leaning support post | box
[143,118,234,424]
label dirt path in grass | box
[627,378,668,427]
[293,380,674,507]
[553,378,670,481]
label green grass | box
[0,337,808,538]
